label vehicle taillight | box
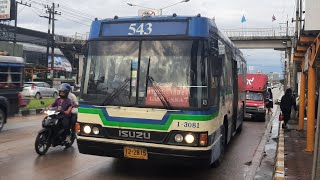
[31,85,36,90]
[18,92,22,107]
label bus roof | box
[89,15,244,60]
[89,16,219,39]
[0,56,25,64]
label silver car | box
[22,82,58,99]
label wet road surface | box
[0,114,272,180]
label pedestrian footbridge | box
[223,27,294,50]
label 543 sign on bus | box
[128,23,153,35]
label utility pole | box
[45,7,51,82]
[284,61,288,91]
[14,1,31,44]
[299,0,303,35]
[295,0,300,38]
[40,3,60,84]
[50,3,60,86]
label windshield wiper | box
[145,57,171,109]
[103,78,130,105]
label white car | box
[22,82,58,99]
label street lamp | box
[127,0,190,15]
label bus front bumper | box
[77,139,212,165]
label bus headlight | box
[92,127,100,135]
[185,134,195,144]
[174,134,184,143]
[83,125,92,134]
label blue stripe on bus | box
[0,63,24,67]
[79,104,218,125]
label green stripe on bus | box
[78,107,219,130]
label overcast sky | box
[13,0,297,75]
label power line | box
[59,5,97,19]
[58,9,93,22]
[58,16,90,26]
[33,0,98,19]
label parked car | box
[22,82,58,99]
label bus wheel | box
[211,125,225,168]
[0,109,5,132]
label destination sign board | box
[101,21,188,37]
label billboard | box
[48,56,72,72]
[0,0,15,20]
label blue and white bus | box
[76,15,247,167]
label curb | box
[274,121,285,180]
[15,108,44,117]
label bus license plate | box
[124,146,148,160]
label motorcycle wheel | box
[65,132,76,148]
[35,131,50,155]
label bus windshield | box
[83,40,208,109]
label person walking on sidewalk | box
[266,88,273,114]
[280,88,297,129]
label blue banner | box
[101,21,188,37]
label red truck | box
[244,74,268,121]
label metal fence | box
[55,32,89,44]
[222,27,295,38]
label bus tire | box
[211,125,226,168]
[0,108,6,132]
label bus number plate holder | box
[124,146,148,160]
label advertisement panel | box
[0,0,14,20]
[48,56,72,72]
[146,87,190,107]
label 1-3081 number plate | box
[124,146,148,160]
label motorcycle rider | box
[60,83,78,129]
[60,83,78,109]
[48,85,73,138]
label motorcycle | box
[35,107,76,155]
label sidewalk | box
[275,120,313,179]
[285,120,313,179]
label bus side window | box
[208,38,222,107]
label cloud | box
[15,0,294,74]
